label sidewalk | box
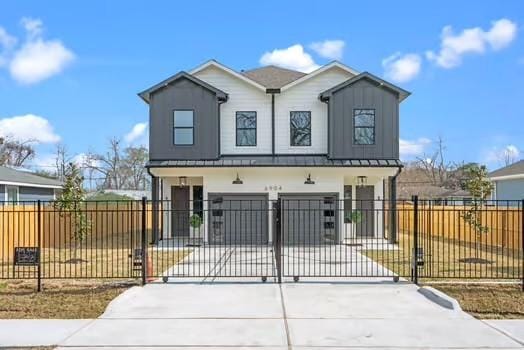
[1,281,523,349]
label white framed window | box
[173,110,194,145]
[5,186,19,203]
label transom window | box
[290,111,311,146]
[173,110,194,145]
[353,109,375,145]
[236,111,257,146]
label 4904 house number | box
[265,185,282,191]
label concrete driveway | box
[57,280,524,349]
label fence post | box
[37,200,42,292]
[141,197,147,286]
[412,195,419,285]
[274,198,282,284]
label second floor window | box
[173,110,194,145]
[353,109,375,145]
[290,111,311,146]
[236,111,256,146]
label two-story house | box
[139,60,409,244]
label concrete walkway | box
[45,280,522,349]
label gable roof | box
[280,61,359,91]
[489,160,524,179]
[189,60,267,91]
[319,71,411,102]
[241,65,306,89]
[0,166,63,189]
[138,71,228,104]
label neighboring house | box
[86,189,151,200]
[0,166,63,203]
[399,185,472,205]
[139,60,410,243]
[489,160,524,202]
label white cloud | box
[399,138,432,159]
[310,40,345,60]
[382,52,422,83]
[0,27,16,50]
[0,27,17,67]
[259,44,320,73]
[426,18,517,69]
[0,17,75,84]
[0,114,60,143]
[21,17,43,39]
[124,122,148,144]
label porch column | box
[151,176,159,245]
[388,175,397,243]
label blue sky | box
[0,0,523,171]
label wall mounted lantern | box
[232,173,243,185]
[304,174,315,185]
[179,176,187,187]
[356,176,368,187]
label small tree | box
[461,165,494,262]
[55,162,91,263]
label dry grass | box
[363,232,522,281]
[1,231,191,279]
[429,283,524,319]
[0,279,132,319]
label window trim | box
[235,111,257,147]
[5,185,19,203]
[353,108,376,146]
[173,109,195,146]
[290,111,312,147]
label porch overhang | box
[146,156,402,168]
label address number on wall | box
[264,185,282,191]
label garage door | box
[208,193,269,244]
[280,194,338,245]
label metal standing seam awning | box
[146,156,402,168]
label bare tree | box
[84,138,125,190]
[0,136,35,167]
[501,147,518,166]
[121,146,149,190]
[415,136,454,187]
[54,144,72,181]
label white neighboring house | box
[489,160,524,203]
[139,60,410,243]
[0,166,63,203]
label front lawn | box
[0,280,132,318]
[429,283,524,319]
[362,232,522,281]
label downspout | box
[389,166,402,244]
[271,93,275,155]
[266,88,280,156]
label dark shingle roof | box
[241,66,306,89]
[489,160,524,178]
[0,166,63,188]
[147,156,402,168]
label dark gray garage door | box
[208,193,269,244]
[280,194,338,245]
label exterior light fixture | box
[304,174,315,185]
[232,173,243,185]
[179,176,187,187]
[356,176,368,187]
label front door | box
[171,186,190,237]
[355,186,375,237]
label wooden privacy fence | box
[396,203,523,251]
[0,202,152,262]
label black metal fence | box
[0,198,522,287]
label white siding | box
[194,66,272,154]
[275,67,354,154]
